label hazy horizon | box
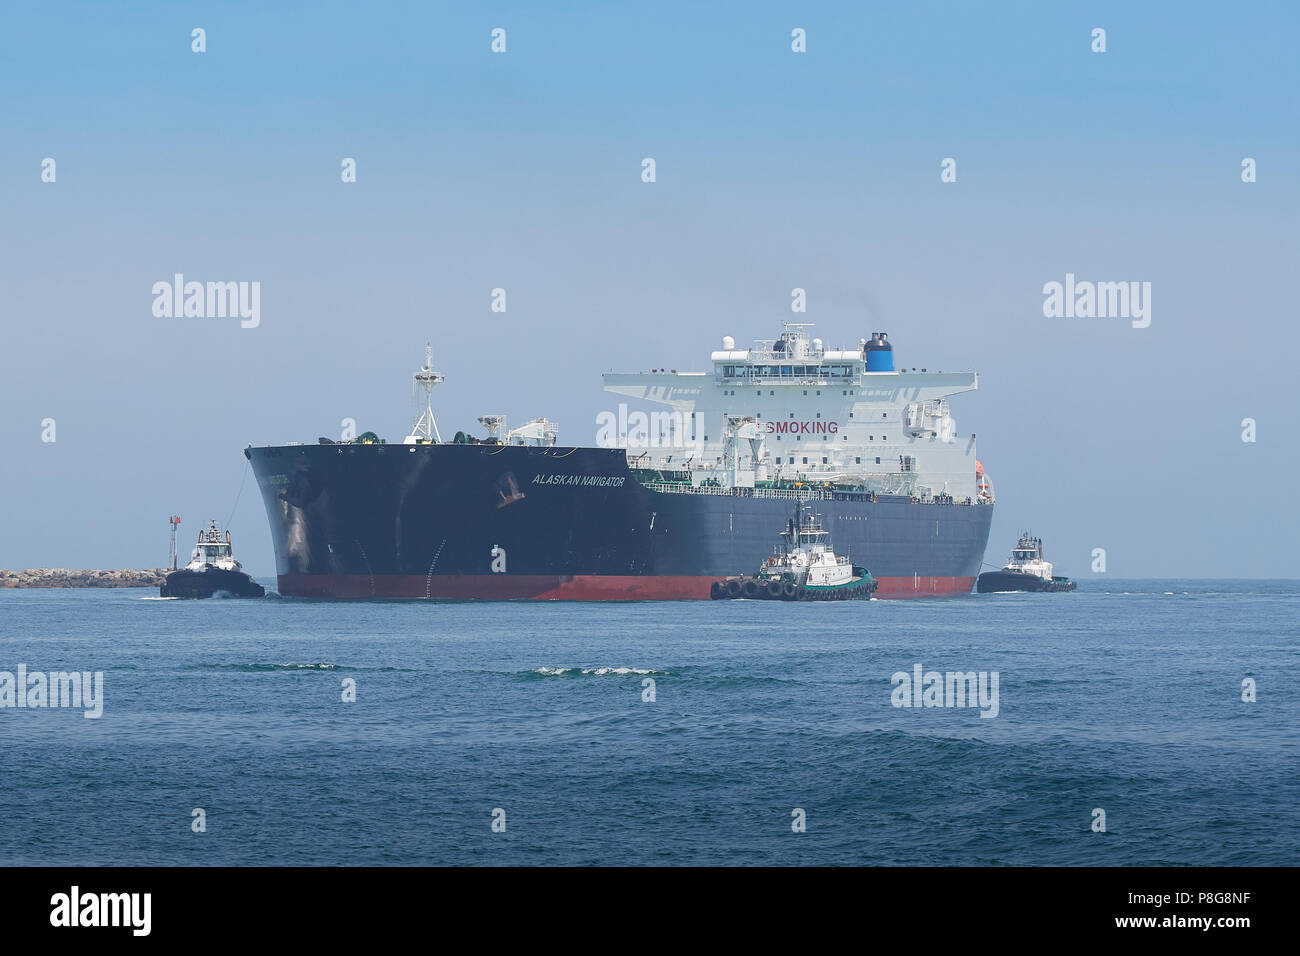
[3,1,1297,578]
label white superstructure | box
[1001,533,1055,581]
[185,520,244,572]
[759,509,855,587]
[602,324,990,502]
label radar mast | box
[405,344,445,444]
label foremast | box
[405,345,445,444]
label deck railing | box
[636,479,987,506]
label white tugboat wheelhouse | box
[186,520,243,572]
[761,509,855,588]
[1001,532,1054,582]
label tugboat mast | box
[405,344,445,444]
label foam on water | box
[533,666,667,676]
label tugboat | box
[712,503,877,600]
[976,532,1076,593]
[160,520,265,598]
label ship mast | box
[168,515,181,570]
[405,344,445,444]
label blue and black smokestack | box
[865,332,894,372]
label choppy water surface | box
[0,580,1295,865]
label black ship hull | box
[976,571,1076,593]
[160,567,266,599]
[246,443,993,600]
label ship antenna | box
[406,343,445,444]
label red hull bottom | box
[277,573,976,601]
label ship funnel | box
[865,331,894,372]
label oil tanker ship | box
[246,325,994,600]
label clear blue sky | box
[2,1,1297,576]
